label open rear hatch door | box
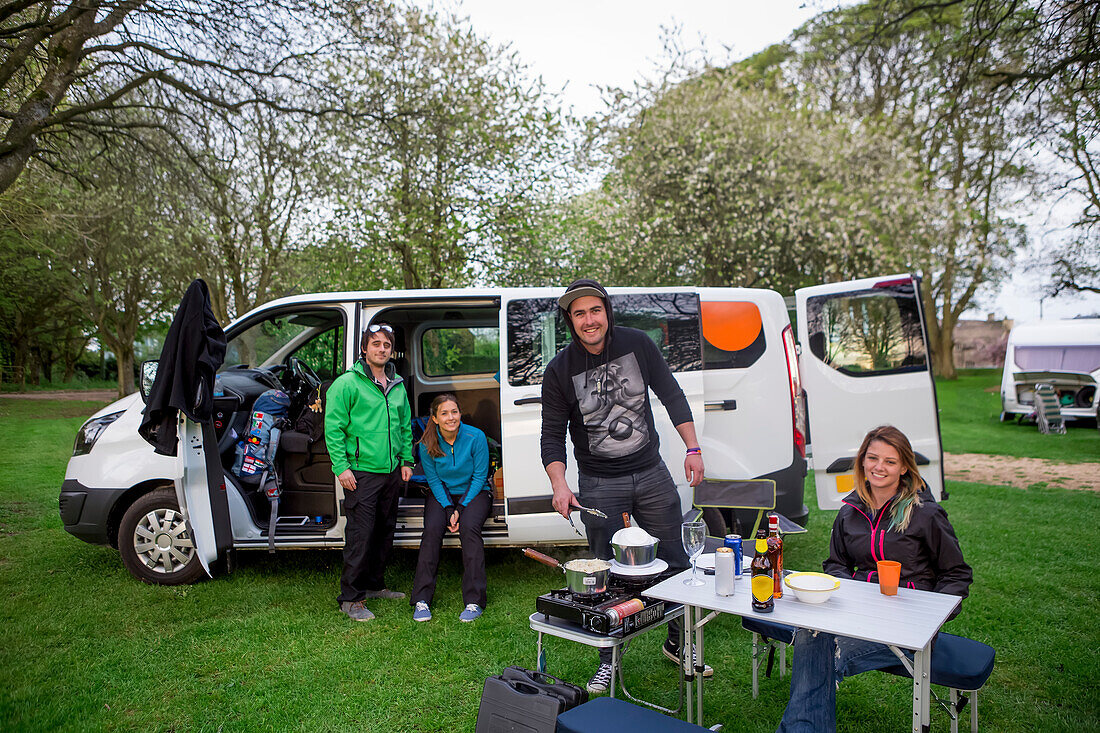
[795,275,944,511]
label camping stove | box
[535,569,680,636]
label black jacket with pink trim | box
[823,488,972,616]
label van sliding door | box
[796,275,944,511]
[500,289,704,544]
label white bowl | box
[784,572,840,604]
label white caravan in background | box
[999,318,1100,423]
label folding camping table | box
[645,570,961,732]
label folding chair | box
[1034,383,1066,434]
[692,478,779,541]
[691,478,803,698]
[741,618,795,698]
[879,632,996,733]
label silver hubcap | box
[132,508,194,574]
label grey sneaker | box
[363,588,405,599]
[340,600,375,621]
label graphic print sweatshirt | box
[540,282,693,478]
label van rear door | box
[500,289,705,543]
[696,288,809,527]
[795,275,943,511]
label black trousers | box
[411,490,492,608]
[337,468,402,604]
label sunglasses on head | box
[367,324,393,334]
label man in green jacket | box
[326,322,413,621]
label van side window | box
[507,293,702,386]
[701,301,766,369]
[806,285,927,376]
[422,327,499,376]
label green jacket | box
[324,359,413,475]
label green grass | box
[2,397,1099,731]
[0,377,117,393]
[936,368,1100,462]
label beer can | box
[724,534,743,577]
[606,598,645,626]
[714,547,735,596]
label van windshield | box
[1014,345,1100,373]
[222,310,345,378]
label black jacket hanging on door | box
[138,279,227,456]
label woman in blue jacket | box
[411,393,493,623]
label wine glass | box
[681,520,706,586]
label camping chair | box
[745,628,996,733]
[879,632,996,733]
[691,477,803,696]
[741,618,795,698]
[692,478,784,543]
[1034,383,1066,434]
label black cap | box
[558,283,606,311]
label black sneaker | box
[663,639,713,677]
[585,662,613,694]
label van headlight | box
[73,411,125,456]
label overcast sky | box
[442,0,1100,323]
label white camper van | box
[999,318,1100,422]
[59,275,943,584]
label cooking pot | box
[611,526,660,566]
[523,548,610,595]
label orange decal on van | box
[701,301,763,352]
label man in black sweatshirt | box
[541,279,709,694]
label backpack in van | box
[232,389,291,487]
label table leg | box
[536,631,545,673]
[684,603,693,724]
[611,643,619,698]
[911,641,932,733]
[695,604,704,727]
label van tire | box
[701,507,727,538]
[118,488,205,585]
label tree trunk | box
[115,346,136,397]
[931,325,957,380]
[13,345,28,389]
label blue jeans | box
[776,629,914,732]
[578,461,689,664]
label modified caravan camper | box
[999,318,1100,424]
[59,275,944,584]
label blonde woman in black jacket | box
[777,425,972,733]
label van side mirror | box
[139,360,158,403]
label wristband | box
[686,447,702,456]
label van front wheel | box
[118,488,205,585]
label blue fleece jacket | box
[419,422,492,509]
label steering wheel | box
[288,356,322,394]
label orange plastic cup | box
[877,560,901,596]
